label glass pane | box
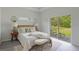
[59,15,71,37]
[50,15,71,42]
[50,17,58,38]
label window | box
[50,15,71,42]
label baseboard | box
[0,39,2,45]
[71,42,79,47]
[1,39,11,42]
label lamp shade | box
[11,16,17,22]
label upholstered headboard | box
[17,24,39,33]
[19,24,39,30]
[17,24,34,28]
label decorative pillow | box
[18,26,36,33]
[25,28,31,32]
[25,28,28,32]
[18,27,32,33]
[30,27,36,32]
[18,28,25,33]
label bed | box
[17,24,52,51]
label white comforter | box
[18,31,50,51]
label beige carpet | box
[0,39,61,51]
[0,38,79,51]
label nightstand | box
[11,31,18,41]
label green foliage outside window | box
[50,15,71,37]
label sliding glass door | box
[50,17,58,38]
[50,15,71,42]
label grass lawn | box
[51,26,71,37]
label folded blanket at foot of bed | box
[34,39,50,45]
[29,38,52,51]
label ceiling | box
[33,7,44,10]
[24,7,49,12]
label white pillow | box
[25,28,31,32]
[18,28,25,33]
[18,27,36,33]
[18,27,31,33]
[30,27,36,32]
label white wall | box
[41,7,79,46]
[0,8,1,42]
[1,7,40,42]
[1,7,79,46]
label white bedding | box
[18,33,37,50]
[18,31,50,51]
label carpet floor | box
[0,38,79,51]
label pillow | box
[25,28,31,32]
[30,27,36,32]
[25,27,36,32]
[18,27,36,33]
[18,27,32,33]
[18,28,25,33]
